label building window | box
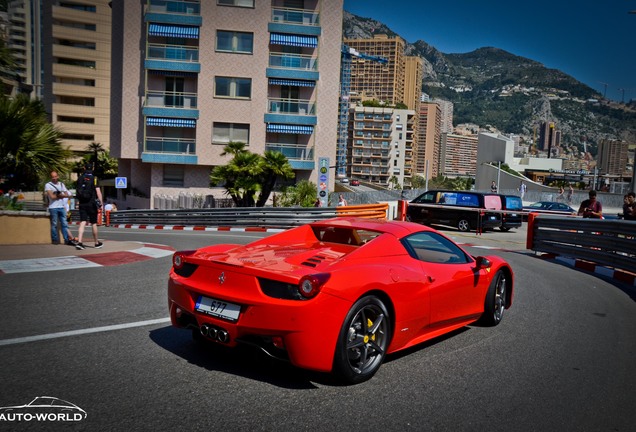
[58,96,95,106]
[214,77,251,99]
[61,133,95,141]
[59,2,96,12]
[58,58,96,69]
[216,31,253,54]
[58,116,95,124]
[57,77,95,86]
[212,122,250,145]
[217,0,254,7]
[163,165,185,187]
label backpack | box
[77,172,95,203]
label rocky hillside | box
[343,11,636,153]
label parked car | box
[350,179,360,186]
[523,201,577,219]
[406,190,502,232]
[339,178,349,184]
[498,195,523,231]
[168,217,514,384]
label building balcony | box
[147,44,199,62]
[145,1,202,26]
[268,98,315,115]
[144,136,196,154]
[271,7,319,26]
[144,91,197,109]
[266,144,314,170]
[143,91,199,118]
[269,53,317,71]
[147,0,201,15]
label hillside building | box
[440,133,478,178]
[416,101,441,178]
[598,139,629,176]
[110,0,343,208]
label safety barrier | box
[109,203,389,228]
[527,214,636,273]
[335,203,388,219]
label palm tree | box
[87,141,104,169]
[0,94,70,189]
[255,150,294,207]
[211,150,262,207]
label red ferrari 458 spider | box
[168,217,513,384]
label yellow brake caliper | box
[364,318,376,343]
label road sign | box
[115,177,128,189]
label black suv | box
[406,190,502,232]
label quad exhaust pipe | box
[200,324,229,343]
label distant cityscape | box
[1,0,633,209]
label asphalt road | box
[1,227,635,431]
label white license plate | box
[195,295,241,322]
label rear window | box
[504,196,522,210]
[483,194,502,210]
[439,192,479,207]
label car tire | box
[333,296,391,384]
[457,219,471,232]
[500,226,511,232]
[479,270,506,326]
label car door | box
[402,232,483,327]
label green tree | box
[211,142,294,207]
[410,175,427,189]
[0,94,70,189]
[278,180,317,207]
[255,150,294,207]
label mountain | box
[343,11,636,154]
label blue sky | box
[343,0,636,102]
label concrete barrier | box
[0,211,51,245]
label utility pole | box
[618,88,625,103]
[598,81,609,98]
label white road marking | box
[0,317,171,347]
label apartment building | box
[7,1,112,152]
[416,101,441,178]
[110,0,343,208]
[343,34,405,106]
[347,106,414,188]
[440,133,478,177]
[598,139,629,176]
[432,98,453,134]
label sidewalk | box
[0,241,175,275]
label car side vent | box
[301,254,327,268]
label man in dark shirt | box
[577,190,603,219]
[623,192,636,220]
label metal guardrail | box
[109,204,389,228]
[527,214,636,272]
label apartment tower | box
[110,0,343,208]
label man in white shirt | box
[44,171,74,245]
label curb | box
[0,242,175,275]
[537,253,636,287]
[72,222,287,233]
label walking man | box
[75,164,104,250]
[44,171,74,245]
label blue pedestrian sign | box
[115,177,127,189]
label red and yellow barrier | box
[335,203,389,220]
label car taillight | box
[172,250,196,270]
[298,273,331,299]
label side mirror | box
[475,256,492,269]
